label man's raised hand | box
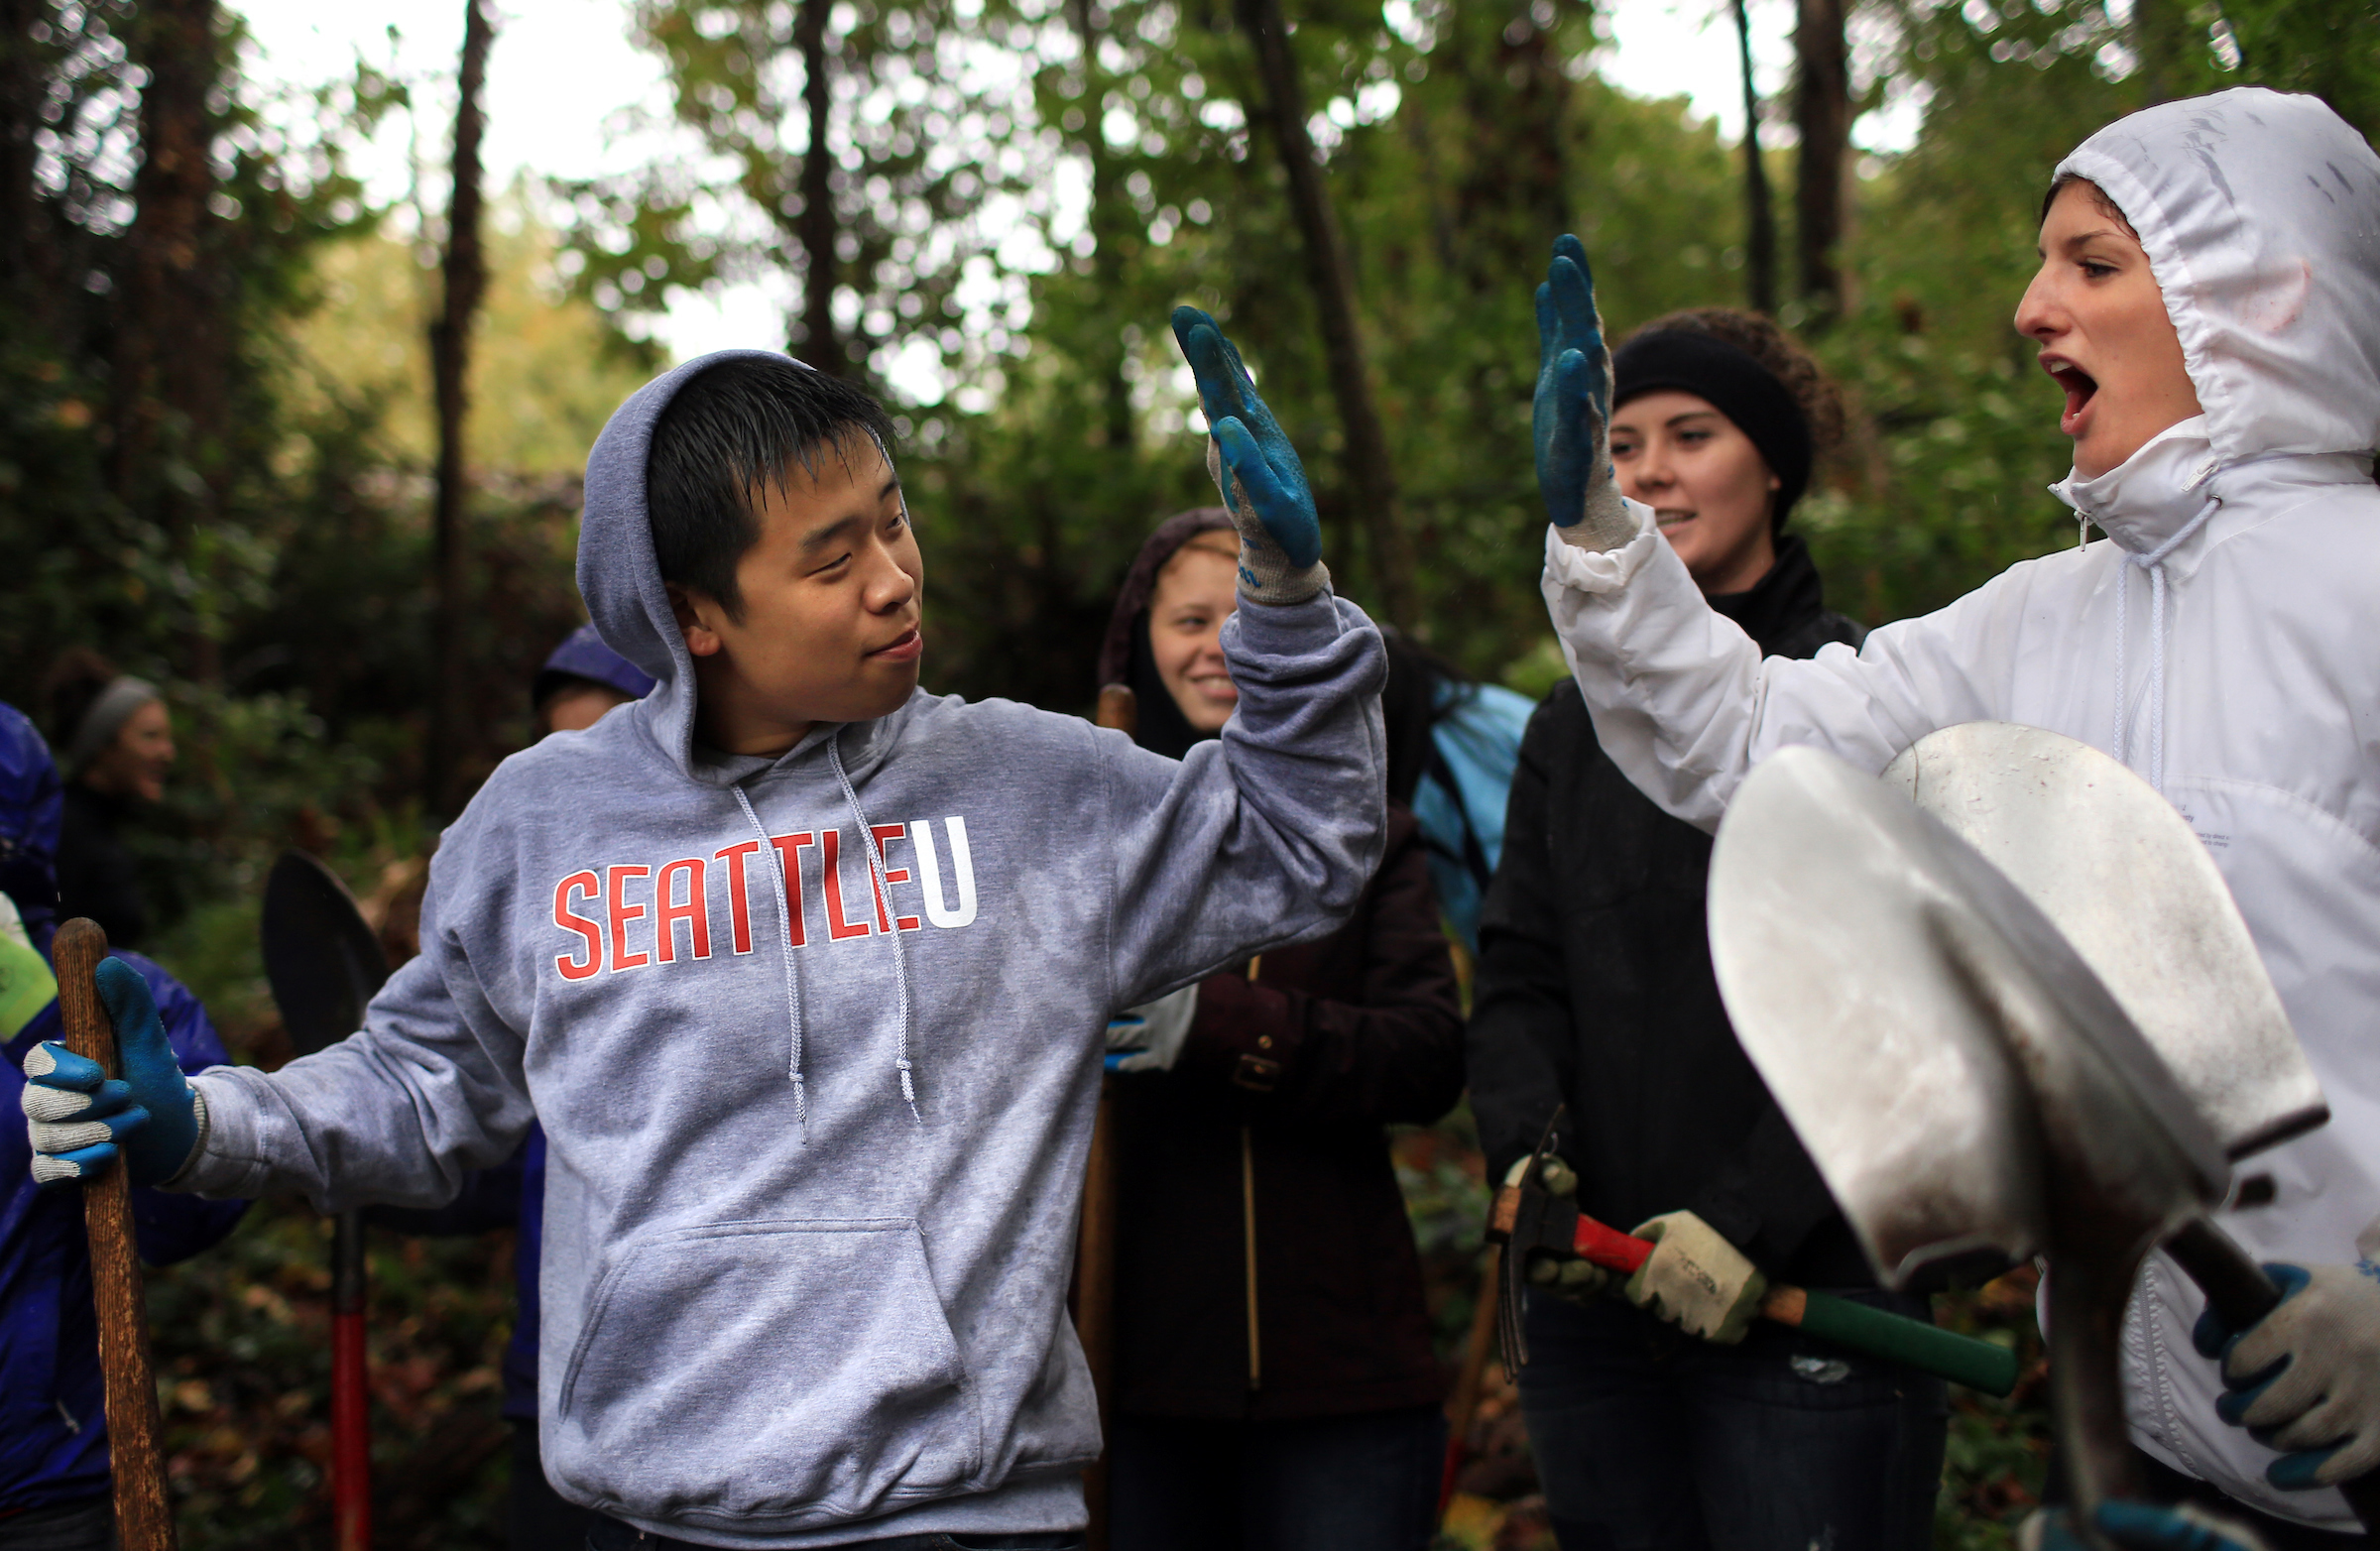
[1533,235,1636,551]
[1171,306,1328,606]
[21,957,202,1187]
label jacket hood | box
[0,703,62,945]
[1097,508,1235,762]
[577,348,812,776]
[2056,87,2380,467]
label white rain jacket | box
[1540,87,2380,1528]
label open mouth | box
[1654,509,1696,532]
[2047,360,2098,434]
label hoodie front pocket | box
[551,1218,982,1527]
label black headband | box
[1611,329,1815,532]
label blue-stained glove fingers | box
[1212,418,1321,568]
[27,1105,152,1186]
[1172,307,1269,437]
[31,1138,129,1186]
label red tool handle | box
[330,1211,370,1551]
[1572,1216,1653,1275]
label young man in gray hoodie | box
[19,310,1387,1549]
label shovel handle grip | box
[2167,1218,2380,1532]
[1762,1286,2021,1397]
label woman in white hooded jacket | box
[1528,87,2380,1540]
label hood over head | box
[2056,87,2380,467]
[1098,507,1236,761]
[578,349,817,776]
[0,703,63,947]
[534,622,657,711]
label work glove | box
[1170,306,1328,607]
[1105,984,1200,1074]
[2193,1259,2380,1490]
[1625,1209,1767,1344]
[1534,235,1636,552]
[1503,1154,1610,1302]
[2021,1502,2271,1551]
[21,957,203,1187]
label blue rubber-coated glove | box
[1102,984,1200,1074]
[1170,305,1328,606]
[2024,1502,2271,1551]
[2194,1260,2380,1490]
[1533,235,1634,550]
[21,957,204,1186]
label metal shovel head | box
[1881,723,2324,1162]
[1708,747,2229,1288]
[261,850,391,1057]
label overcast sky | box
[234,0,1906,366]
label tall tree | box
[114,0,232,676]
[1792,0,1850,321]
[427,0,495,813]
[1735,0,1779,313]
[793,0,841,373]
[1231,0,1416,625]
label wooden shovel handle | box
[54,918,178,1550]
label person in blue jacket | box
[0,702,246,1550]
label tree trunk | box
[1792,0,1849,322]
[1734,0,1779,315]
[114,0,229,680]
[1232,0,1416,627]
[426,0,494,814]
[795,0,842,375]
[1068,0,1134,450]
[0,0,45,301]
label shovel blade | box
[261,851,391,1058]
[1709,747,2227,1288]
[1882,723,2325,1162]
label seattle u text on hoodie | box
[173,351,1388,1547]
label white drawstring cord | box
[733,782,807,1134]
[2112,492,2220,794]
[828,732,923,1125]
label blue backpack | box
[1409,682,1534,954]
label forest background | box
[4,0,2376,1544]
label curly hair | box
[1621,307,1846,462]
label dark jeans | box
[1108,1404,1446,1551]
[0,1495,113,1551]
[587,1518,1082,1551]
[1518,1290,1948,1551]
[513,1420,601,1551]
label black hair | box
[2040,172,2138,238]
[645,356,899,619]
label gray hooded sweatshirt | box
[178,351,1387,1546]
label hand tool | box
[1708,744,2376,1538]
[1881,722,2375,1525]
[260,851,391,1551]
[1483,1108,2019,1396]
[55,917,178,1551]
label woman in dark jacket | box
[1467,311,1946,1551]
[1097,509,1466,1551]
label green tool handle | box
[1765,1285,2020,1397]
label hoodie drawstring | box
[733,782,808,1134]
[828,732,923,1124]
[2112,492,2220,794]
